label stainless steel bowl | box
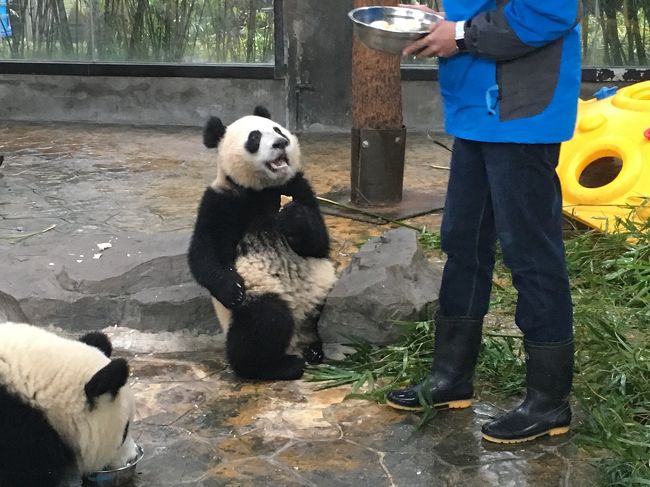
[82,445,144,487]
[348,6,442,55]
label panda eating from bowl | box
[0,322,138,487]
[188,106,337,381]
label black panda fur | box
[188,107,336,381]
[0,324,138,487]
[203,116,226,148]
[253,105,272,119]
[0,384,76,487]
[79,331,113,357]
[0,332,120,487]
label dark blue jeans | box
[438,138,573,342]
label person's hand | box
[403,19,458,58]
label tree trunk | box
[581,13,588,61]
[352,0,403,129]
[602,0,624,65]
[128,0,147,60]
[628,0,646,64]
[245,0,257,62]
[53,0,73,54]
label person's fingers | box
[403,23,442,55]
[402,35,430,56]
[428,21,442,33]
[416,43,440,58]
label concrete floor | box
[0,122,596,486]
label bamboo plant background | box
[1,0,650,65]
[0,0,274,63]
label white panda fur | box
[210,113,303,191]
[216,240,336,353]
[189,106,336,380]
[0,322,138,487]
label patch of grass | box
[308,219,650,486]
[475,334,525,397]
[559,220,650,486]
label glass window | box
[401,0,650,68]
[582,0,649,66]
[0,0,274,63]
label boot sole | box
[386,398,473,412]
[481,426,570,444]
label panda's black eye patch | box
[273,127,289,144]
[245,130,262,154]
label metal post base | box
[351,127,406,206]
[319,189,445,224]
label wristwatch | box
[455,21,467,52]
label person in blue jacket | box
[386,0,581,444]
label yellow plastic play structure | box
[558,80,650,231]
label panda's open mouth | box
[266,155,289,172]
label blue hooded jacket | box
[440,0,582,143]
[0,0,12,38]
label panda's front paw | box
[226,283,246,309]
[280,173,315,203]
[303,342,324,365]
[215,270,247,309]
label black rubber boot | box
[481,339,574,444]
[386,316,483,411]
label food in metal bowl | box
[348,6,443,55]
[369,18,423,33]
[82,445,144,487]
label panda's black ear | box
[203,116,226,149]
[85,359,129,408]
[253,106,271,119]
[79,331,113,357]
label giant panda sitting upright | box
[188,106,336,381]
[0,322,138,487]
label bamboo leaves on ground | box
[307,219,650,486]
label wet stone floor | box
[70,327,594,487]
[0,122,449,271]
[0,122,596,486]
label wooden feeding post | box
[351,0,406,207]
[321,0,445,223]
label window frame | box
[399,67,650,83]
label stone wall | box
[0,72,445,132]
[0,74,287,128]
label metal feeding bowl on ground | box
[348,6,442,55]
[82,445,144,487]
